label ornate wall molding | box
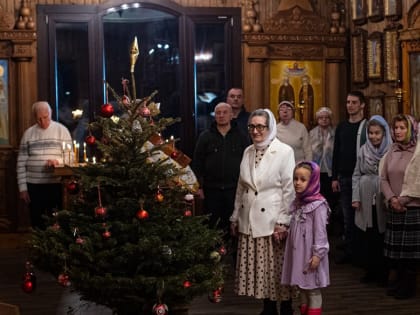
[0,6,15,30]
[0,30,36,40]
[263,5,329,34]
[407,1,420,28]
[268,44,323,58]
[243,33,347,45]
[0,31,36,60]
[247,45,268,59]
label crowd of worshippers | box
[17,89,420,315]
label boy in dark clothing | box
[332,91,367,264]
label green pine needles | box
[29,82,225,315]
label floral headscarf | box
[391,114,418,150]
[293,161,325,206]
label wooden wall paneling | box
[0,24,36,231]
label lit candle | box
[62,142,66,164]
[92,156,96,164]
[73,143,77,165]
[83,142,87,162]
[67,144,72,164]
[75,143,80,165]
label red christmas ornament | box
[58,273,71,287]
[85,135,96,145]
[183,280,192,288]
[66,180,79,195]
[136,209,149,220]
[184,209,192,217]
[22,272,36,293]
[102,230,111,239]
[170,150,179,159]
[139,106,151,117]
[51,222,60,231]
[95,206,107,217]
[152,303,169,315]
[218,246,227,256]
[100,103,114,118]
[75,237,85,244]
[208,288,223,303]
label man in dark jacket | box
[193,102,249,235]
[226,88,250,136]
[332,90,367,265]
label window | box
[37,1,241,155]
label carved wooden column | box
[326,61,343,126]
[246,44,267,111]
[10,31,37,138]
[0,30,36,232]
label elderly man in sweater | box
[17,101,73,228]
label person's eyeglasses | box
[248,124,267,132]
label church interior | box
[0,0,420,314]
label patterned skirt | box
[234,233,291,301]
[384,207,420,259]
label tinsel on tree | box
[28,37,225,315]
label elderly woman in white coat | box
[230,109,295,315]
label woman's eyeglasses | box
[247,124,267,132]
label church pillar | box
[326,61,343,125]
[244,44,267,112]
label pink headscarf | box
[293,161,325,206]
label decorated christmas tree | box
[28,37,225,315]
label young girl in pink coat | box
[281,161,330,315]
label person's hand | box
[352,201,361,210]
[230,222,238,237]
[390,196,406,212]
[20,191,30,204]
[332,180,340,193]
[46,159,59,167]
[273,224,288,242]
[309,255,320,270]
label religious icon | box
[278,76,295,105]
[298,75,314,127]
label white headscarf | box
[250,108,277,149]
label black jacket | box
[192,122,249,189]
